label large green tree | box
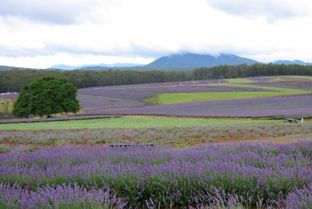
[12,77,80,118]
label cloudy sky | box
[0,0,312,68]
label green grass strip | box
[0,116,280,131]
[146,82,311,105]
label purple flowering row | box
[1,183,311,209]
[0,142,311,208]
[78,94,312,117]
[0,183,125,209]
[285,183,312,209]
[76,77,312,117]
[77,80,261,114]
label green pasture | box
[146,78,311,105]
[0,116,281,131]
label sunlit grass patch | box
[147,86,310,104]
[145,75,312,105]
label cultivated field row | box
[1,76,312,118]
[1,142,311,208]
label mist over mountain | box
[273,60,312,65]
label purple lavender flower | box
[284,184,312,209]
[0,142,311,208]
[0,183,126,209]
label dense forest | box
[192,64,312,80]
[0,70,191,93]
[0,64,312,93]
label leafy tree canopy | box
[12,77,80,118]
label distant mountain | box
[49,65,78,70]
[0,66,15,70]
[145,53,258,69]
[273,60,312,65]
[50,63,144,70]
[3,54,312,71]
[79,64,144,70]
[0,65,34,71]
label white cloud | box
[206,0,311,21]
[0,0,312,68]
[0,0,102,24]
[0,53,153,69]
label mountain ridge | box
[1,53,312,70]
[145,53,258,69]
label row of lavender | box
[77,76,312,117]
[0,142,312,208]
[87,94,312,117]
[1,123,312,147]
[1,183,311,209]
[77,80,261,113]
[0,184,125,209]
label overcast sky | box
[0,0,312,68]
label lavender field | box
[0,142,311,208]
[1,123,312,148]
[96,94,312,117]
[2,1,312,208]
[77,80,256,112]
[77,76,312,117]
[1,76,311,118]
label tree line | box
[0,69,191,93]
[192,64,312,80]
[0,64,312,93]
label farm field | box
[0,142,311,208]
[0,120,311,148]
[107,94,312,117]
[0,116,311,209]
[147,86,309,105]
[1,76,311,118]
[77,76,312,117]
[1,76,312,209]
[2,1,312,207]
[0,116,279,131]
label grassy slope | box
[0,116,280,131]
[146,78,311,105]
